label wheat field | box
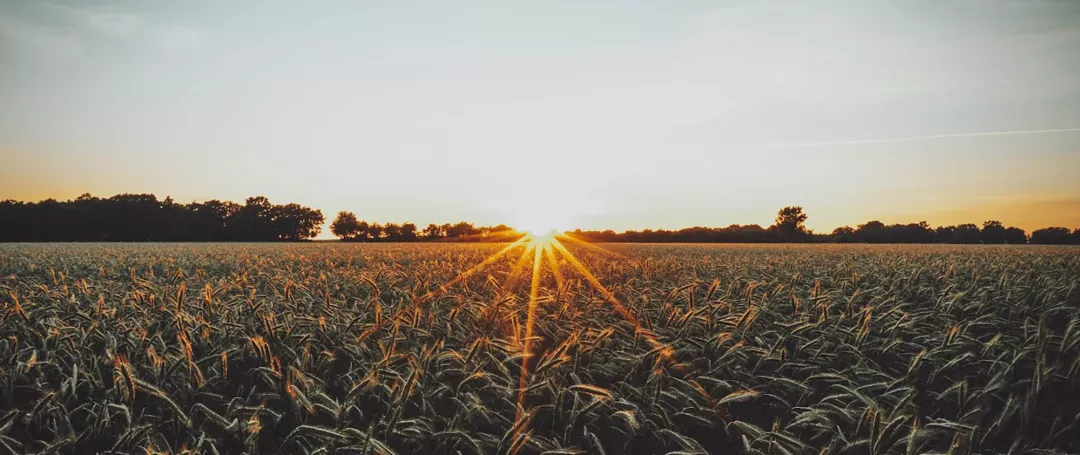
[1,242,1078,454]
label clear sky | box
[2,0,1079,237]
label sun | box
[512,210,569,237]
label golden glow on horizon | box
[511,208,570,237]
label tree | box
[1030,227,1072,244]
[0,194,321,242]
[831,226,856,243]
[856,221,887,243]
[362,223,384,241]
[950,224,982,244]
[981,220,1006,244]
[272,203,324,241]
[422,223,443,239]
[356,221,372,241]
[447,222,477,238]
[1004,227,1027,244]
[772,206,809,242]
[935,226,956,243]
[331,211,362,240]
[382,223,402,241]
[400,223,418,241]
[231,196,276,241]
[3,194,1078,245]
[188,200,238,241]
[775,206,807,230]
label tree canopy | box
[3,197,1079,244]
[329,211,515,242]
[0,194,323,241]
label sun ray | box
[542,243,565,294]
[502,242,537,293]
[548,238,718,408]
[416,235,529,304]
[549,238,648,335]
[389,236,530,330]
[516,240,544,423]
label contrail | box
[755,127,1080,149]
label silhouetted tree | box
[950,224,982,244]
[400,223,419,241]
[0,193,321,241]
[355,221,372,241]
[382,223,402,240]
[331,211,362,241]
[832,226,856,243]
[362,223,384,241]
[187,200,239,241]
[422,223,443,239]
[771,206,809,242]
[272,203,324,241]
[1031,227,1073,245]
[856,221,887,243]
[448,222,477,238]
[981,220,1007,244]
[4,196,1078,245]
[935,226,955,243]
[1004,227,1027,244]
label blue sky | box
[2,0,1079,235]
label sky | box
[2,0,1079,238]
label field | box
[1,242,1079,454]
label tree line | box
[330,211,517,242]
[566,207,1080,245]
[2,196,1078,244]
[0,194,324,241]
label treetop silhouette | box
[2,196,1078,244]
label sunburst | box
[402,228,709,440]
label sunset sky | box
[2,0,1079,237]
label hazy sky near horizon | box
[2,0,1079,237]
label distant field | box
[1,243,1078,454]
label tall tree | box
[331,211,362,240]
[771,206,809,242]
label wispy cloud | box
[754,128,1080,149]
